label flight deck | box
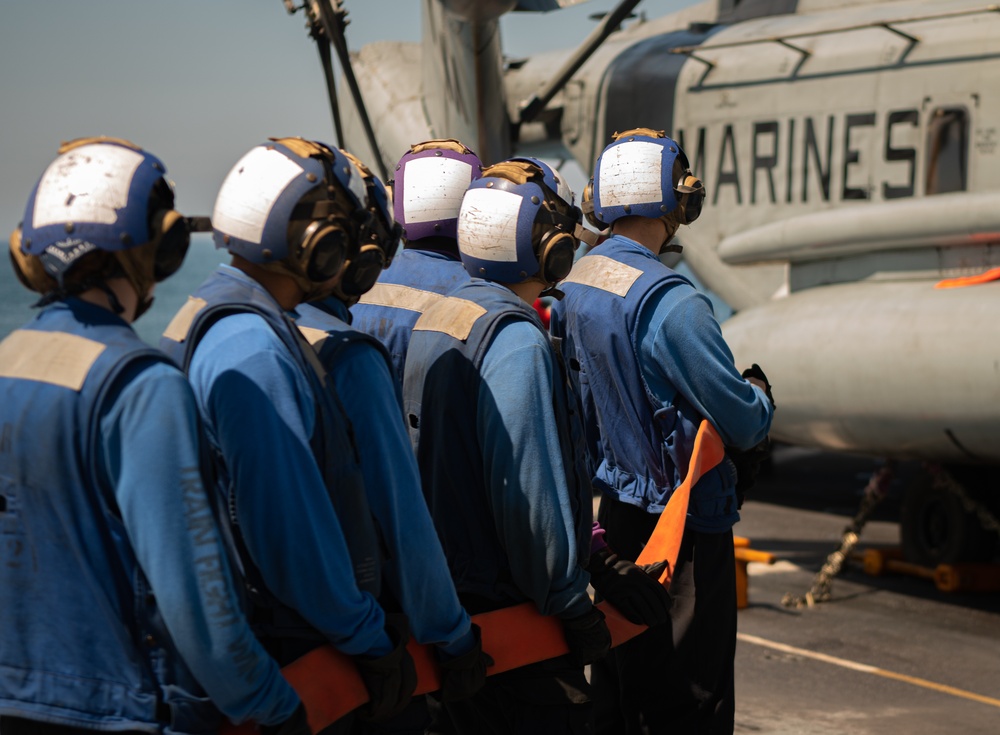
[732,447,1000,734]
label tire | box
[899,471,997,566]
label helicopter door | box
[925,106,969,195]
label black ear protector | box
[147,177,211,283]
[538,229,577,285]
[675,174,705,225]
[382,220,403,265]
[299,218,350,281]
[672,151,705,226]
[290,152,373,284]
[294,204,373,283]
[536,197,582,285]
[153,215,190,282]
[338,213,402,297]
[338,243,387,297]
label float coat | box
[160,266,382,662]
[403,280,592,615]
[554,236,765,532]
[0,300,227,732]
[297,297,476,655]
[353,248,471,385]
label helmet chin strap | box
[132,292,154,321]
[657,214,683,256]
[98,281,128,317]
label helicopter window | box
[925,107,968,195]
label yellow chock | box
[934,563,1000,593]
[860,547,935,580]
[734,536,776,610]
[857,547,1000,593]
[859,547,904,576]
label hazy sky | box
[0,0,695,231]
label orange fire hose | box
[224,420,724,734]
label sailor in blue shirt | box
[551,129,775,735]
[159,138,418,728]
[296,151,489,729]
[403,158,671,735]
[352,139,480,384]
[0,139,305,735]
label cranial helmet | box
[457,157,581,287]
[11,137,201,317]
[212,137,371,298]
[589,128,705,230]
[391,139,482,243]
[335,150,402,301]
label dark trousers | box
[345,696,430,735]
[592,497,737,735]
[428,654,593,735]
[0,716,147,735]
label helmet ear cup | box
[675,174,705,225]
[300,220,349,282]
[538,229,576,285]
[8,227,56,294]
[151,209,191,282]
[339,243,387,297]
[290,192,372,284]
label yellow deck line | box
[738,632,1000,709]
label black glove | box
[729,437,771,508]
[561,605,611,666]
[742,362,775,408]
[260,703,311,735]
[735,363,775,507]
[355,618,418,722]
[438,623,494,702]
[587,547,673,627]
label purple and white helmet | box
[391,139,482,242]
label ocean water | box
[1,237,733,344]
[0,235,227,346]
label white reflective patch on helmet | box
[404,157,474,224]
[598,141,663,207]
[458,188,522,262]
[213,147,304,245]
[32,144,145,228]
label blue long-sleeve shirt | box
[300,298,475,657]
[552,236,773,526]
[477,308,592,620]
[102,360,302,726]
[187,309,391,658]
[635,257,772,451]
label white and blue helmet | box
[212,137,370,284]
[590,128,704,228]
[457,157,580,286]
[12,137,202,313]
[18,138,188,280]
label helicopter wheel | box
[900,468,997,566]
